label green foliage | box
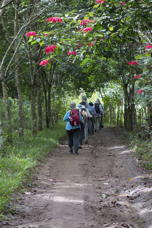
[130,135,152,170]
[0,121,66,214]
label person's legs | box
[67,130,73,153]
[92,118,95,134]
[100,115,104,128]
[88,118,92,135]
[79,123,84,146]
[94,117,97,132]
[73,129,80,154]
[96,117,100,131]
[84,121,88,143]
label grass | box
[127,132,152,169]
[0,121,66,215]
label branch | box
[4,36,23,77]
[0,0,14,16]
[0,5,50,78]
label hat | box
[81,95,87,102]
[77,104,82,109]
[95,99,100,104]
[70,102,76,109]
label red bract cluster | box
[46,17,62,23]
[87,42,94,46]
[136,89,144,94]
[67,51,77,55]
[77,43,82,48]
[145,44,152,49]
[39,60,49,66]
[45,45,57,54]
[133,75,141,79]
[96,0,105,3]
[80,19,95,26]
[81,27,93,32]
[120,2,126,5]
[128,61,138,65]
[25,31,37,37]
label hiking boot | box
[69,149,73,154]
[75,149,79,155]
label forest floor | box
[1,127,152,228]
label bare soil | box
[1,127,152,228]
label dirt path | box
[2,128,152,228]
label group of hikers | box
[63,95,104,155]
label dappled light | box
[120,150,131,155]
[52,196,84,204]
[107,145,126,150]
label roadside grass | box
[0,121,66,216]
[128,133,152,169]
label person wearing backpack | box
[94,99,104,131]
[63,102,82,155]
[88,102,96,135]
[79,100,92,144]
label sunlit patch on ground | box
[107,145,126,150]
[52,196,84,204]
[120,149,131,155]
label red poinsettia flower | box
[81,27,93,32]
[45,45,57,54]
[67,51,77,55]
[39,60,49,66]
[76,42,82,48]
[145,44,152,49]
[128,61,138,65]
[80,19,95,26]
[120,2,126,5]
[96,0,105,3]
[25,31,37,37]
[133,75,141,79]
[87,42,94,46]
[46,17,62,23]
[136,89,144,94]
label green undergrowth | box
[0,121,66,216]
[127,132,152,170]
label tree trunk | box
[148,104,152,131]
[123,82,136,131]
[31,85,37,135]
[1,80,12,143]
[14,0,24,138]
[46,86,51,128]
[37,88,43,131]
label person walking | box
[79,96,92,143]
[94,99,104,131]
[63,102,82,155]
[88,102,96,135]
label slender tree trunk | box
[123,82,136,131]
[109,104,112,125]
[148,104,152,131]
[43,88,48,128]
[46,86,51,128]
[31,85,37,135]
[37,88,43,130]
[123,83,129,129]
[1,80,12,142]
[14,0,24,137]
[117,105,120,126]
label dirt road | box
[2,128,152,228]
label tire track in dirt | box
[1,127,152,228]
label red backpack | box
[69,109,80,126]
